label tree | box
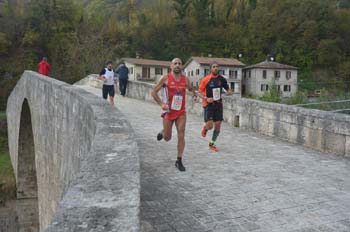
[337,61,350,91]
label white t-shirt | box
[103,68,115,86]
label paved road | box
[81,86,350,232]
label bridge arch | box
[17,98,39,231]
[17,98,37,198]
[7,71,140,231]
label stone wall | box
[81,77,350,157]
[7,71,140,231]
[0,209,18,232]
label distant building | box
[122,58,171,82]
[183,57,245,96]
[242,61,298,98]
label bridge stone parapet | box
[81,76,350,157]
[222,98,350,156]
[7,71,140,231]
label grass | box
[0,111,5,120]
[0,113,16,204]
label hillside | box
[0,0,350,105]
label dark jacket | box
[116,64,129,79]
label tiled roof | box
[184,56,245,68]
[244,61,298,70]
[122,58,171,67]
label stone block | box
[324,132,346,155]
[304,127,324,151]
[288,124,299,143]
[346,136,350,157]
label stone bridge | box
[6,71,350,231]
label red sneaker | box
[209,144,219,152]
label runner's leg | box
[163,118,174,141]
[175,114,186,158]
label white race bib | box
[213,88,221,101]
[171,95,183,111]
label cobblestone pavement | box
[81,86,350,232]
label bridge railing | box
[79,76,350,157]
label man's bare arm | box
[151,75,168,109]
[186,77,197,96]
[186,77,199,102]
[98,75,106,81]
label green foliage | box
[0,32,11,55]
[337,0,350,9]
[0,0,350,102]
[285,91,309,105]
[0,113,5,121]
[337,61,350,91]
[259,81,281,103]
[0,152,16,202]
[0,114,16,203]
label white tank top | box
[104,68,115,86]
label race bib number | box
[171,95,183,111]
[213,88,221,101]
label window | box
[205,69,210,75]
[262,70,267,79]
[191,70,193,76]
[283,85,291,92]
[229,70,233,78]
[142,67,150,79]
[229,70,237,79]
[277,85,281,92]
[286,71,291,80]
[129,67,133,74]
[155,67,162,75]
[219,70,225,75]
[248,70,251,78]
[274,70,280,79]
[261,84,269,92]
[196,69,200,75]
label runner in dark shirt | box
[198,61,233,152]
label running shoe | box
[157,130,163,141]
[209,143,219,152]
[201,126,207,138]
[175,160,186,171]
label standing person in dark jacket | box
[116,62,129,97]
[38,57,51,76]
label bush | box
[286,91,309,105]
[259,81,281,103]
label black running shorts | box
[204,104,223,122]
[102,85,115,99]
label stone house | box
[183,57,245,96]
[242,61,298,97]
[121,58,171,82]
